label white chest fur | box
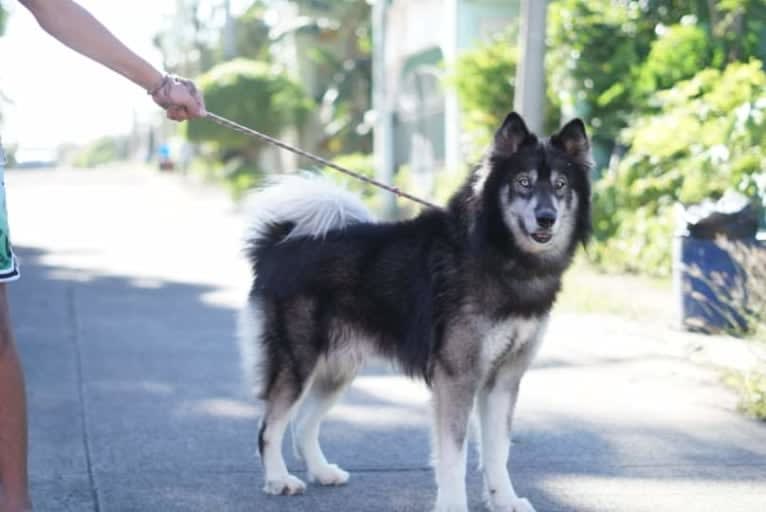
[479,315,548,375]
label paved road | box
[7,167,766,512]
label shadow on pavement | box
[10,245,766,512]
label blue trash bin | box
[674,192,763,334]
[673,236,753,333]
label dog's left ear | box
[551,119,593,167]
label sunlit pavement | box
[7,165,766,512]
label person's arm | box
[19,0,206,121]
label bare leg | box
[0,284,32,512]
[431,369,476,512]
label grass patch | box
[557,254,674,324]
[724,367,766,421]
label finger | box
[179,79,206,116]
[195,92,207,116]
[166,106,185,122]
[184,101,203,118]
[174,106,193,122]
[170,93,201,118]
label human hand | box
[149,75,207,121]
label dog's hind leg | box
[292,358,357,486]
[259,367,312,496]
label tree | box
[234,2,271,61]
[444,35,519,156]
[154,0,372,158]
[591,60,766,276]
[548,0,766,147]
[185,58,313,158]
[276,0,373,156]
[153,0,224,77]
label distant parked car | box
[157,143,174,171]
[12,148,58,169]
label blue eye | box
[518,176,531,188]
[555,178,567,190]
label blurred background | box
[1,0,765,418]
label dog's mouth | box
[530,231,553,244]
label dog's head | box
[469,112,592,264]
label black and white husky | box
[239,112,592,512]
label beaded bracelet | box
[147,74,171,96]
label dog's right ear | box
[493,112,534,156]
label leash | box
[205,112,439,209]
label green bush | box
[185,59,313,154]
[547,0,653,143]
[546,0,758,144]
[726,369,766,421]
[70,137,126,168]
[0,4,6,36]
[223,160,264,201]
[636,23,720,99]
[444,35,518,154]
[591,60,766,276]
[321,152,383,212]
[444,32,562,158]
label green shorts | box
[0,151,19,282]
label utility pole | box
[222,0,237,60]
[372,0,396,218]
[514,0,547,133]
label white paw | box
[512,497,536,512]
[263,474,306,496]
[492,497,536,512]
[433,501,468,512]
[309,463,350,486]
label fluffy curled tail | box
[243,174,374,265]
[238,174,373,399]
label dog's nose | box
[536,209,556,229]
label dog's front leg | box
[477,362,536,512]
[431,368,477,512]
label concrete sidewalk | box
[7,167,766,511]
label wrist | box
[147,74,171,96]
[146,69,169,95]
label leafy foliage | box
[70,137,128,168]
[444,35,518,153]
[547,0,657,143]
[726,365,766,421]
[711,0,766,63]
[184,59,313,153]
[636,23,720,98]
[591,60,766,276]
[0,4,6,36]
[548,0,766,145]
[444,32,563,159]
[290,0,373,156]
[234,2,271,61]
[322,152,376,203]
